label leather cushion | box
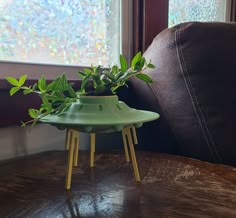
[136,22,236,166]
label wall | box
[0,124,88,161]
[0,124,123,161]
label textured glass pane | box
[169,0,226,27]
[0,0,121,66]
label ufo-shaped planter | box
[40,95,160,133]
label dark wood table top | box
[0,150,235,217]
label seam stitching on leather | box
[175,27,221,162]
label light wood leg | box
[65,129,73,150]
[65,133,75,190]
[73,131,79,167]
[131,126,138,144]
[122,129,130,162]
[90,133,95,168]
[126,127,141,182]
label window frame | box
[0,0,131,81]
[226,0,233,21]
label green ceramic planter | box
[40,95,160,133]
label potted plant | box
[6,52,157,132]
[6,52,160,189]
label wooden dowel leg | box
[131,126,138,144]
[122,128,130,162]
[65,129,73,150]
[65,134,75,190]
[127,128,140,182]
[93,134,95,153]
[73,131,79,167]
[90,133,95,168]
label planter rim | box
[79,95,117,98]
[79,95,118,104]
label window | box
[0,0,127,69]
[168,0,231,27]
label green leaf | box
[77,71,87,78]
[10,87,20,96]
[131,52,142,69]
[116,72,129,82]
[28,108,39,119]
[23,89,33,95]
[135,73,153,83]
[51,100,64,109]
[100,74,111,84]
[41,96,53,111]
[138,57,146,69]
[111,65,119,74]
[61,74,68,90]
[94,65,101,75]
[119,54,128,73]
[83,68,93,75]
[32,83,38,91]
[80,74,90,92]
[104,71,115,82]
[18,74,27,86]
[147,63,155,69]
[42,94,63,101]
[46,79,58,91]
[50,76,63,91]
[6,77,19,86]
[127,71,139,77]
[92,73,103,90]
[38,75,47,92]
[67,86,77,98]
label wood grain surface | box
[0,151,235,217]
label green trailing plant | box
[6,52,155,126]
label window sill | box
[0,61,85,82]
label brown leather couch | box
[119,22,236,167]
